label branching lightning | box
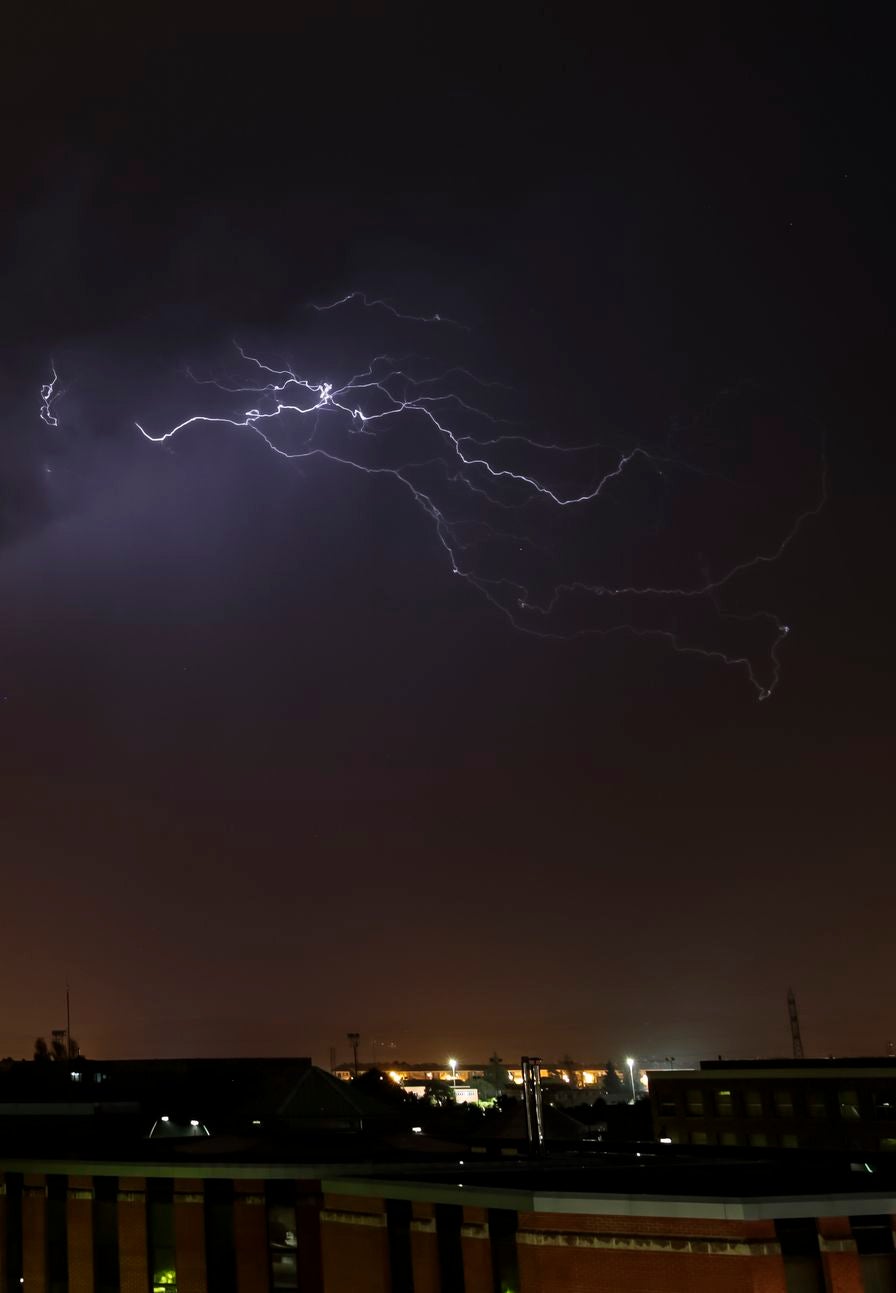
[135,297,824,700]
[310,290,468,330]
[40,364,60,427]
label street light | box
[449,1058,458,1091]
[626,1057,637,1103]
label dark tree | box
[599,1060,626,1100]
[33,1035,79,1062]
[351,1068,413,1108]
[484,1053,511,1092]
[423,1078,454,1108]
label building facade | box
[649,1059,896,1152]
[3,1154,896,1292]
[331,1062,613,1089]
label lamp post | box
[449,1058,458,1093]
[626,1057,637,1103]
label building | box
[331,1060,613,1089]
[14,1054,896,1288]
[0,1056,410,1140]
[3,1055,896,1289]
[649,1058,896,1152]
[3,1144,896,1290]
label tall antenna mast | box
[787,987,804,1059]
[66,982,72,1059]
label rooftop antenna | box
[347,1032,360,1079]
[787,987,804,1059]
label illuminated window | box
[715,1090,733,1117]
[773,1089,794,1118]
[685,1089,704,1116]
[839,1090,861,1119]
[781,1133,799,1148]
[744,1089,763,1118]
[873,1091,896,1115]
[879,1139,896,1151]
[148,1181,177,1293]
[749,1132,769,1147]
[267,1197,298,1289]
[691,1130,708,1144]
[720,1131,738,1145]
[659,1100,677,1116]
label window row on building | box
[0,1173,307,1292]
[663,1128,896,1151]
[0,1171,522,1293]
[659,1086,896,1122]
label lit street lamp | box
[626,1057,637,1102]
[449,1058,458,1092]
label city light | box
[626,1058,637,1102]
[449,1058,458,1090]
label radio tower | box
[787,987,804,1059]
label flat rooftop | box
[700,1057,896,1070]
[3,1139,896,1208]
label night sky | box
[1,14,892,1068]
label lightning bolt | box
[310,290,468,330]
[40,364,60,427]
[135,296,823,700]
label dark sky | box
[1,12,892,1067]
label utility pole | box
[787,987,804,1060]
[520,1057,545,1157]
[347,1032,360,1079]
[66,984,72,1060]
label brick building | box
[649,1058,896,1152]
[4,1055,896,1289]
[3,1148,896,1290]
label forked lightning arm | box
[133,298,823,700]
[40,365,60,427]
